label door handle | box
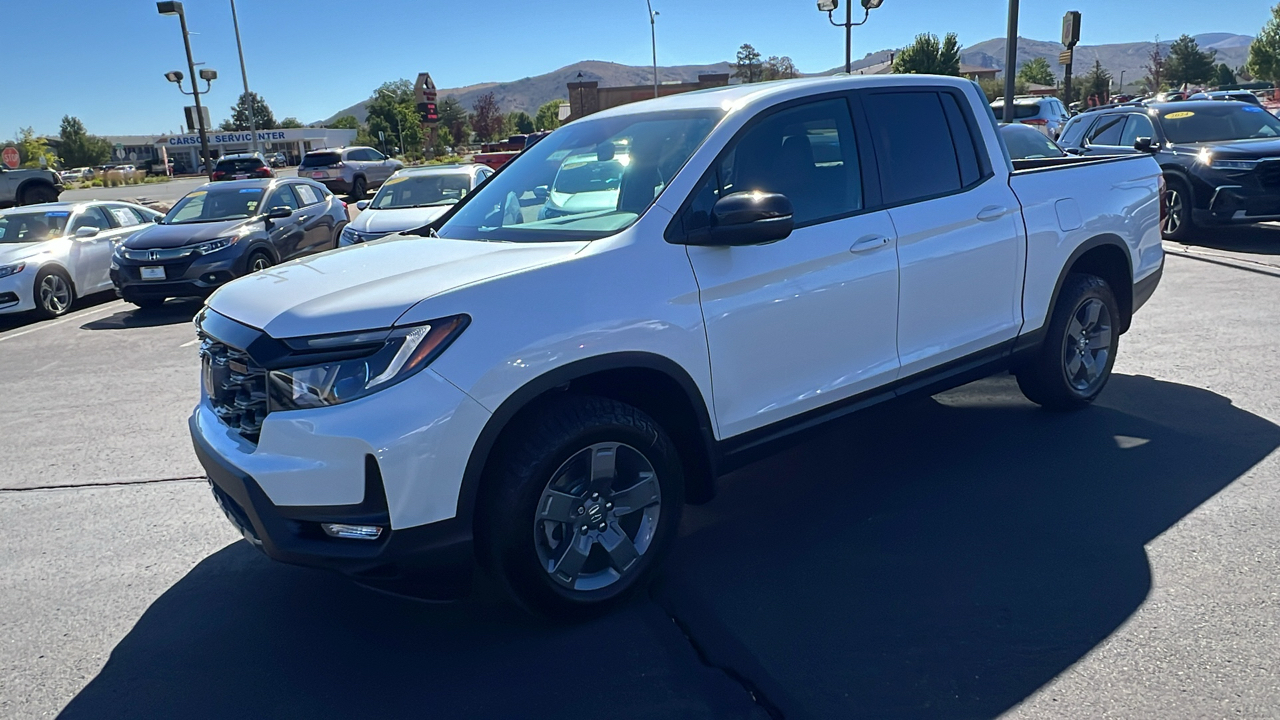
[976,206,1008,222]
[850,234,891,253]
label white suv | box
[298,146,402,200]
[191,76,1163,617]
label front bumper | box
[1194,184,1280,225]
[0,268,35,315]
[112,252,241,300]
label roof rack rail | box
[1082,100,1148,113]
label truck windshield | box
[437,109,723,242]
[0,210,71,243]
[370,174,472,209]
[1159,104,1280,143]
[164,187,265,224]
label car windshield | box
[1158,104,1280,143]
[437,109,723,242]
[991,103,1041,120]
[300,152,340,168]
[1002,126,1065,159]
[164,187,265,224]
[0,210,71,243]
[370,174,473,209]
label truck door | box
[683,97,901,438]
[860,88,1025,377]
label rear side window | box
[107,206,142,227]
[1059,116,1092,148]
[864,91,964,205]
[939,93,982,187]
[1087,115,1126,146]
[293,184,322,206]
[346,149,371,161]
[300,152,340,168]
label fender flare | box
[1019,234,1134,355]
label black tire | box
[127,297,166,310]
[480,395,685,619]
[32,266,75,319]
[246,250,274,273]
[20,183,58,206]
[1016,273,1120,411]
[350,176,367,201]
[1162,176,1194,241]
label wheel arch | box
[460,353,719,548]
[31,260,77,302]
[15,178,58,205]
[1049,235,1134,334]
[242,240,281,268]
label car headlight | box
[0,262,26,279]
[1210,159,1260,171]
[267,315,469,411]
[340,226,361,244]
[193,236,237,254]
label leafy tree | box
[762,56,799,81]
[892,33,961,76]
[508,111,535,135]
[16,127,57,168]
[1142,37,1167,92]
[1247,3,1280,84]
[278,117,304,128]
[733,43,763,83]
[1079,60,1113,104]
[1017,57,1055,86]
[977,77,1028,103]
[57,116,110,168]
[439,97,470,145]
[433,125,454,156]
[328,115,360,130]
[534,99,563,131]
[1214,63,1237,87]
[470,92,505,143]
[220,91,277,131]
[1164,34,1217,87]
[366,80,424,157]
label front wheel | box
[481,396,684,619]
[1016,273,1120,411]
[33,267,75,318]
[1162,176,1194,240]
[247,250,274,273]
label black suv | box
[212,153,275,181]
[1058,100,1280,239]
[111,178,348,307]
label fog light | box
[321,523,383,540]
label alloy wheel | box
[251,256,272,272]
[39,274,71,315]
[1163,189,1183,235]
[1062,297,1112,393]
[534,442,662,592]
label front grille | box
[200,334,268,443]
[1257,160,1280,189]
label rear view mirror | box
[1134,137,1157,153]
[533,185,549,201]
[686,192,794,247]
[266,206,292,220]
[596,142,616,162]
[74,226,99,238]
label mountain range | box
[318,33,1254,125]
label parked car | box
[340,164,492,246]
[1188,90,1264,107]
[990,96,1071,138]
[212,153,274,181]
[298,146,402,200]
[189,75,1163,617]
[0,166,62,209]
[999,122,1067,160]
[267,152,288,168]
[0,201,161,318]
[111,178,347,308]
[536,149,629,219]
[1056,99,1280,239]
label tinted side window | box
[939,92,982,187]
[864,91,962,205]
[344,149,366,162]
[1120,114,1156,145]
[367,149,386,161]
[1059,116,1093,148]
[685,98,863,232]
[1087,115,1126,145]
[267,186,300,211]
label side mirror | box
[533,185,549,201]
[1134,137,1157,153]
[266,206,293,220]
[688,192,794,247]
[74,226,99,238]
[355,200,369,211]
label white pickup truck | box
[189,75,1164,617]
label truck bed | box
[1011,153,1151,173]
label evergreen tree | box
[734,44,763,83]
[534,100,563,131]
[222,91,277,131]
[1247,4,1280,84]
[1164,34,1217,87]
[57,116,110,168]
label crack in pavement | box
[650,585,786,719]
[0,476,207,493]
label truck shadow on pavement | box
[60,374,1280,720]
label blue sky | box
[3,0,1272,137]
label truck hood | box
[206,235,588,338]
[1173,137,1280,160]
[126,218,264,249]
[349,206,451,234]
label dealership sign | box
[167,130,290,146]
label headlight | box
[267,315,469,411]
[193,236,236,254]
[0,262,26,279]
[340,226,361,244]
[1210,159,1260,171]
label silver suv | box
[297,146,402,200]
[989,96,1071,139]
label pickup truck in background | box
[189,75,1164,619]
[0,166,63,208]
[473,131,552,170]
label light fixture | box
[164,70,184,83]
[198,68,217,81]
[817,0,837,10]
[156,0,183,15]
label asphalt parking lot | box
[2,227,1279,718]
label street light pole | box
[157,2,213,180]
[646,1,659,98]
[1118,70,1126,95]
[1002,0,1019,123]
[229,0,257,156]
[819,1,883,75]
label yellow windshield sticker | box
[384,176,407,185]
[1164,111,1195,119]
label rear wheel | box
[1162,176,1194,240]
[350,176,367,201]
[20,184,58,206]
[1016,273,1120,411]
[33,267,75,318]
[481,396,684,619]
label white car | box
[340,164,492,246]
[190,75,1164,617]
[0,201,162,318]
[536,150,629,220]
